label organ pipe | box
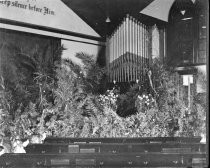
[123,18,125,81]
[143,24,145,82]
[140,22,143,82]
[116,26,119,82]
[135,20,138,81]
[107,14,150,83]
[132,17,135,81]
[137,21,140,81]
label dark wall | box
[167,0,207,67]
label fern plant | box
[42,53,105,137]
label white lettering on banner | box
[0,0,55,15]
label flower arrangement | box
[136,94,156,111]
[99,88,118,110]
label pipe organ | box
[106,14,150,83]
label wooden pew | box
[0,152,207,167]
[25,143,206,154]
[44,137,202,144]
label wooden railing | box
[0,137,207,167]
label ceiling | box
[61,0,155,38]
[61,0,207,38]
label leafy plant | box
[0,43,59,118]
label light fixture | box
[136,79,139,83]
[105,0,111,23]
[180,10,186,15]
[106,16,111,23]
[182,17,193,20]
[191,0,196,4]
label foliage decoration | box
[0,50,207,154]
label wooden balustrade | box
[0,152,207,167]
[25,143,206,154]
[0,137,207,167]
[44,137,202,144]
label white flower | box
[138,95,143,100]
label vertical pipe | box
[123,18,126,82]
[134,18,137,81]
[121,23,123,83]
[140,22,143,82]
[130,17,132,82]
[119,27,121,83]
[188,76,191,110]
[127,16,130,82]
[107,37,110,82]
[126,14,129,82]
[135,20,138,82]
[109,35,111,83]
[142,24,144,83]
[143,23,145,83]
[115,29,117,83]
[118,25,121,83]
[139,23,141,81]
[131,18,135,81]
[145,25,147,81]
[105,37,108,81]
[120,22,123,82]
[145,25,148,66]
[116,27,118,82]
[146,26,149,67]
[132,17,135,82]
[144,25,146,80]
[110,34,113,82]
[137,21,140,81]
[117,28,119,83]
[145,25,148,80]
[113,31,116,83]
[112,33,114,83]
[128,15,132,82]
[139,22,141,82]
[118,24,122,82]
[142,24,145,83]
[136,21,139,81]
[118,24,121,82]
[115,30,118,83]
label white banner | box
[0,0,100,37]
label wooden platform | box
[0,137,207,168]
[25,143,206,154]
